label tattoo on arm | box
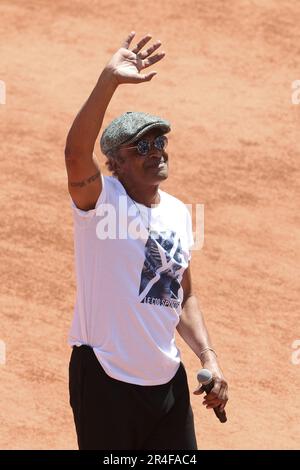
[69,171,100,188]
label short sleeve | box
[70,174,123,229]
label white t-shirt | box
[68,175,194,385]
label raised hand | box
[105,31,165,85]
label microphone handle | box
[202,381,227,423]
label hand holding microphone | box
[194,368,228,423]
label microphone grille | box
[197,368,212,384]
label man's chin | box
[151,171,168,184]
[158,172,168,181]
[142,165,169,184]
[147,166,168,181]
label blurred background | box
[0,0,299,449]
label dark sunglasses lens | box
[137,140,150,155]
[155,135,167,150]
[136,135,168,156]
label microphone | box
[197,369,227,423]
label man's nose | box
[149,149,162,158]
[148,143,164,158]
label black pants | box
[69,345,198,450]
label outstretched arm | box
[64,31,165,210]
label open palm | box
[107,31,165,84]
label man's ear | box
[117,154,125,164]
[112,153,125,177]
[106,153,122,177]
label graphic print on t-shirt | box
[138,231,186,309]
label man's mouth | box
[146,159,167,169]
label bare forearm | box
[65,69,118,157]
[179,293,228,411]
[177,294,217,365]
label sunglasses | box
[120,135,168,156]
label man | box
[65,31,228,450]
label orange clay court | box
[0,0,299,449]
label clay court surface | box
[1,0,299,449]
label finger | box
[137,40,162,60]
[203,397,221,408]
[203,390,218,400]
[218,388,228,411]
[122,31,136,49]
[131,34,153,54]
[142,51,166,69]
[206,402,221,409]
[220,385,227,400]
[202,398,221,408]
[216,388,224,405]
[203,394,219,403]
[218,383,228,402]
[219,400,228,412]
[132,71,157,83]
[210,380,222,398]
[193,385,205,395]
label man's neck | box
[118,178,160,207]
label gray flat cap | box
[100,111,171,156]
